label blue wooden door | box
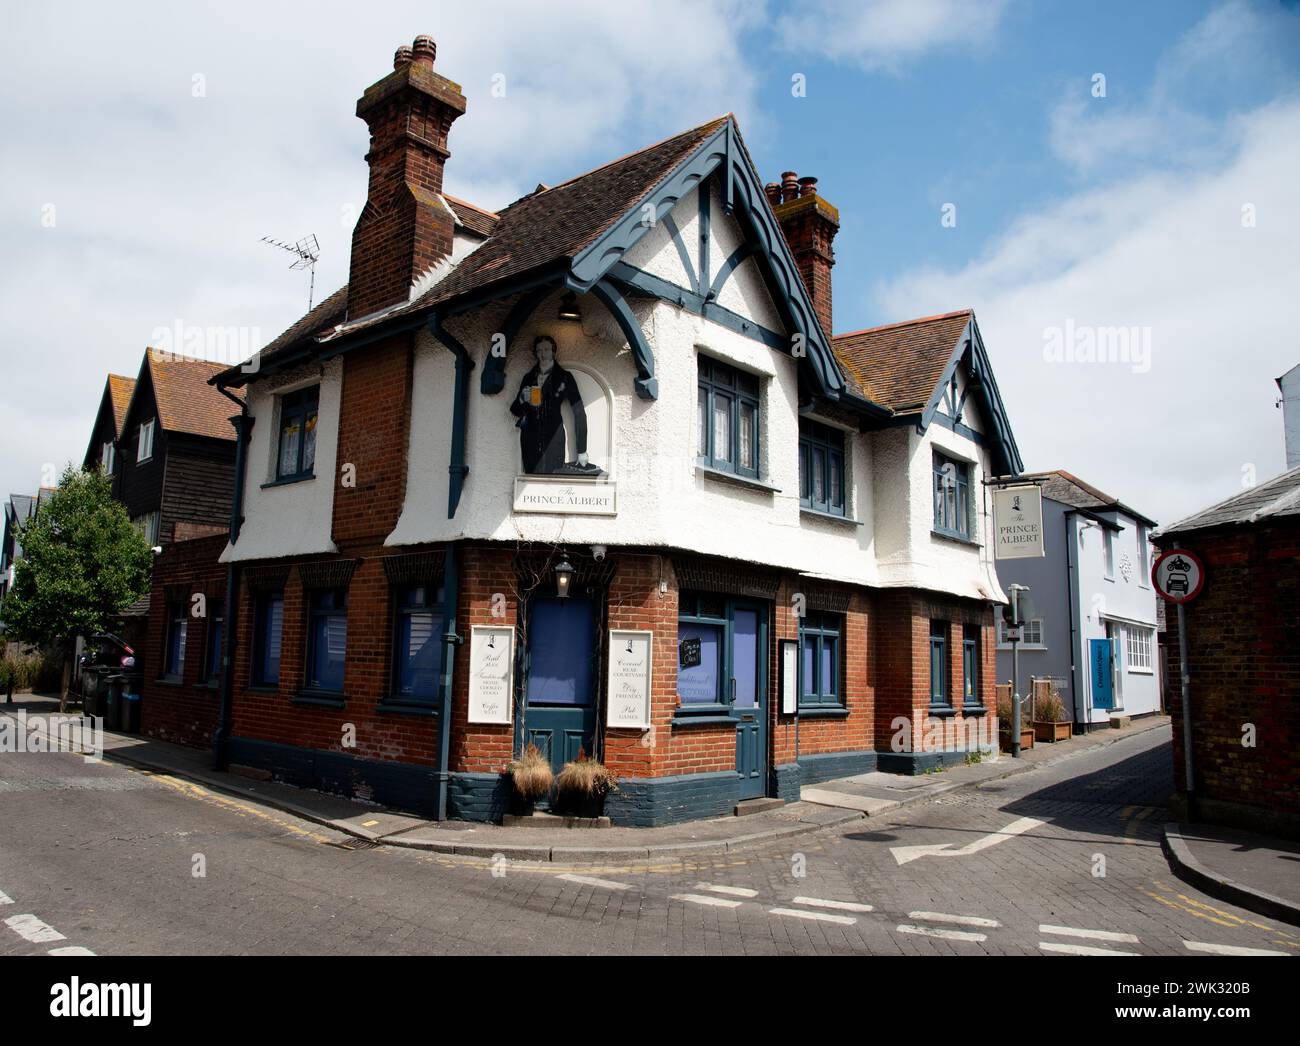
[731,604,767,800]
[524,597,597,777]
[1090,638,1114,712]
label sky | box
[1,0,1298,524]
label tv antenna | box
[261,234,320,310]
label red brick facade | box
[140,533,229,748]
[1158,521,1300,835]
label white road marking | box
[1184,940,1289,957]
[909,911,999,928]
[556,873,631,891]
[49,946,96,956]
[0,890,12,905]
[4,914,66,945]
[770,907,857,926]
[897,924,987,943]
[1040,924,1140,944]
[671,893,744,909]
[793,896,874,913]
[1040,941,1139,956]
[695,883,759,898]
[891,816,1046,865]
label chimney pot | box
[764,182,782,207]
[798,176,818,198]
[781,170,799,204]
[393,44,413,70]
[412,35,437,65]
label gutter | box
[427,313,475,518]
[436,543,463,821]
[213,385,253,772]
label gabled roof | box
[832,309,1023,475]
[107,374,135,435]
[1158,465,1300,537]
[124,349,244,442]
[1021,469,1157,527]
[833,309,972,413]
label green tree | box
[4,466,152,708]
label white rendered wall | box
[220,358,342,563]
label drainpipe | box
[213,386,252,771]
[436,542,463,820]
[428,314,474,519]
[1064,509,1080,733]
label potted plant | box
[555,752,619,818]
[996,690,1034,752]
[1032,690,1072,742]
[507,743,553,816]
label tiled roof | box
[417,116,730,308]
[1020,469,1157,527]
[831,309,972,413]
[1159,466,1300,536]
[145,348,244,441]
[241,118,728,377]
[107,374,135,436]
[446,195,498,238]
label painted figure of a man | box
[510,335,589,475]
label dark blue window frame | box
[163,601,187,681]
[204,598,224,685]
[799,420,846,516]
[390,583,447,706]
[276,385,320,481]
[929,620,950,710]
[799,610,842,708]
[677,592,728,711]
[962,625,981,709]
[932,451,971,539]
[252,591,284,687]
[306,587,348,693]
[697,357,760,479]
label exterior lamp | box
[554,559,575,598]
[558,292,581,322]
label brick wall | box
[141,533,229,748]
[1159,522,1300,827]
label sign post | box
[1007,584,1031,758]
[1152,546,1206,815]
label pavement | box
[4,709,1297,956]
[6,691,1169,861]
[1163,822,1300,927]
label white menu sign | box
[607,629,652,729]
[781,639,799,715]
[468,625,514,724]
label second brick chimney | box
[768,171,839,335]
[347,35,467,318]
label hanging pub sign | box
[780,639,799,715]
[679,635,701,669]
[467,625,514,724]
[607,629,652,730]
[992,483,1046,559]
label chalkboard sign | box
[679,636,701,669]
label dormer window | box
[697,357,760,479]
[137,419,156,463]
[277,385,320,481]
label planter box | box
[1033,720,1071,743]
[999,727,1035,752]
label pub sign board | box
[468,625,514,724]
[607,629,652,730]
[992,484,1045,559]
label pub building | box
[141,35,1024,825]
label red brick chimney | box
[770,171,839,335]
[347,35,467,317]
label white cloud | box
[777,0,1009,70]
[875,95,1300,525]
[0,0,764,500]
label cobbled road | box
[1,726,1295,956]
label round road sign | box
[1152,548,1205,604]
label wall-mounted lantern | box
[558,292,581,322]
[554,559,575,598]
